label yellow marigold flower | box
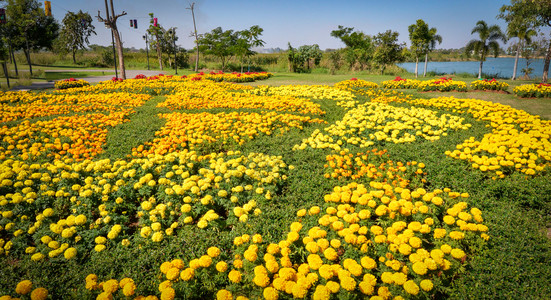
[449,231,465,240]
[199,255,212,267]
[443,215,455,225]
[307,254,323,270]
[360,256,377,270]
[161,287,176,300]
[166,268,180,281]
[64,247,77,260]
[290,222,303,232]
[392,272,407,285]
[297,209,307,217]
[216,289,233,300]
[122,282,136,297]
[207,246,221,258]
[323,247,338,261]
[326,281,340,293]
[403,280,420,295]
[451,248,466,259]
[216,261,228,273]
[412,261,428,275]
[252,234,262,243]
[30,287,48,300]
[151,231,164,242]
[16,280,32,295]
[263,286,279,300]
[180,268,195,281]
[228,270,242,283]
[420,279,433,291]
[103,279,118,294]
[318,264,334,280]
[94,244,106,252]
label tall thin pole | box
[143,34,150,70]
[187,3,199,72]
[104,0,117,78]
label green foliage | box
[465,20,507,78]
[198,27,239,71]
[57,10,96,64]
[330,26,374,70]
[373,30,406,75]
[287,43,322,73]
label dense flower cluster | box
[1,92,150,123]
[293,102,470,151]
[248,85,356,101]
[54,78,90,90]
[324,149,426,184]
[0,110,134,161]
[470,79,509,91]
[334,79,379,91]
[132,111,324,156]
[0,150,291,262]
[193,71,273,83]
[409,97,551,177]
[382,77,421,89]
[417,78,467,92]
[154,156,488,299]
[161,82,324,115]
[513,83,551,98]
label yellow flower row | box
[1,92,151,123]
[513,83,551,98]
[248,85,356,101]
[132,111,325,156]
[0,110,134,161]
[334,79,379,91]
[161,86,324,115]
[409,96,551,177]
[417,78,467,92]
[293,102,470,151]
[54,79,90,90]
[381,78,421,89]
[470,79,509,91]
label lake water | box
[398,57,546,78]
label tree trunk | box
[111,26,126,79]
[23,47,33,76]
[24,38,33,76]
[2,62,10,88]
[542,39,551,83]
[414,56,419,78]
[512,39,521,80]
[423,53,428,77]
[240,55,244,73]
[72,48,77,64]
[9,44,18,76]
[478,60,483,79]
[156,34,163,71]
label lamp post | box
[143,34,150,70]
[173,28,177,75]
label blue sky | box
[46,0,549,51]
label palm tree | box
[423,27,442,77]
[507,22,537,80]
[466,21,507,79]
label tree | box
[508,23,537,80]
[147,13,164,71]
[424,27,442,77]
[198,27,238,71]
[373,30,405,75]
[236,25,265,72]
[330,26,374,70]
[408,19,429,77]
[499,0,551,82]
[96,0,127,79]
[465,20,506,79]
[58,10,96,64]
[4,0,59,75]
[287,43,322,73]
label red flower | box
[350,78,358,81]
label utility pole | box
[97,0,127,79]
[143,34,150,70]
[187,2,199,72]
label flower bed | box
[513,83,551,98]
[382,76,421,89]
[470,79,509,91]
[417,78,467,92]
[54,78,90,90]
